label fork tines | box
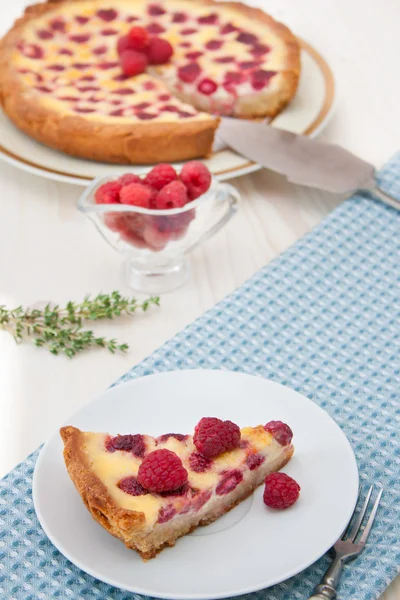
[343,485,383,545]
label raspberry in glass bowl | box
[78,162,239,293]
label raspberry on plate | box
[137,449,188,492]
[146,36,173,65]
[120,183,153,208]
[193,417,241,458]
[263,472,300,509]
[128,26,150,50]
[95,181,122,204]
[180,161,212,199]
[145,163,178,190]
[120,50,148,76]
[155,181,188,209]
[264,421,293,446]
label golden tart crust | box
[0,0,300,164]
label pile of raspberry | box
[117,26,173,76]
[95,161,212,252]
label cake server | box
[217,117,400,210]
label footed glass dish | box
[78,176,239,294]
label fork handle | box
[307,555,346,599]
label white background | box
[0,1,399,597]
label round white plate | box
[0,39,334,186]
[33,370,357,600]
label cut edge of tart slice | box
[60,423,294,560]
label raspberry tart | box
[0,0,300,164]
[60,417,294,559]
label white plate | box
[0,39,334,185]
[33,370,357,599]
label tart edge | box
[60,425,148,552]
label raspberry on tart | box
[60,419,294,559]
[0,0,300,165]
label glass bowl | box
[78,176,239,294]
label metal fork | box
[308,485,383,599]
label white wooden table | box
[0,1,399,598]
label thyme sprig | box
[0,291,159,358]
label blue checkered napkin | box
[1,153,400,600]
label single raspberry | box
[193,417,241,458]
[151,211,194,235]
[181,28,197,36]
[118,173,141,186]
[146,36,173,65]
[263,473,300,509]
[144,164,178,190]
[97,9,118,22]
[157,504,176,523]
[246,453,265,471]
[110,434,146,457]
[124,213,146,235]
[95,181,121,204]
[198,78,218,95]
[237,31,258,45]
[156,433,187,444]
[70,34,90,44]
[180,161,212,200]
[120,50,148,76]
[147,23,166,35]
[120,182,152,207]
[224,71,245,84]
[192,489,212,511]
[264,421,293,446]
[251,43,271,56]
[186,51,203,60]
[215,56,234,64]
[148,3,165,16]
[251,69,276,91]
[38,29,54,40]
[220,23,239,34]
[128,26,150,50]
[117,35,134,55]
[142,225,171,251]
[172,11,187,23]
[155,181,188,209]
[189,452,212,473]
[178,63,201,83]
[118,476,147,496]
[240,61,259,70]
[137,449,188,492]
[216,470,243,495]
[75,15,89,25]
[103,213,125,232]
[119,227,148,249]
[205,40,223,50]
[198,13,218,24]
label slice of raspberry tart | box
[60,417,294,559]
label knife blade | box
[218,117,400,209]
